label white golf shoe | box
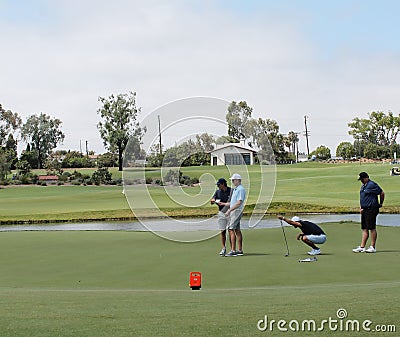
[352,246,365,253]
[307,248,321,256]
[365,246,376,253]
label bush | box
[41,182,47,186]
[145,177,153,184]
[163,169,181,185]
[180,175,192,186]
[91,167,112,185]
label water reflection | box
[0,214,398,232]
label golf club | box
[280,219,290,257]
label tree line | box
[1,94,400,184]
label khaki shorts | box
[217,211,229,230]
[228,209,242,230]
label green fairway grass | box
[1,162,400,223]
[0,224,399,336]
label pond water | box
[0,214,399,232]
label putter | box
[280,219,290,257]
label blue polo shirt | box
[230,184,246,211]
[360,180,382,208]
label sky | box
[1,0,400,155]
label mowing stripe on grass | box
[1,280,399,293]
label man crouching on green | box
[278,215,327,255]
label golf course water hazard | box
[0,214,399,231]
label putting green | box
[0,223,398,336]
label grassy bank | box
[0,224,399,336]
[1,162,399,223]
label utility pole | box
[85,140,89,156]
[158,115,162,156]
[304,116,310,157]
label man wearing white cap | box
[277,215,326,255]
[225,173,246,256]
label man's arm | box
[229,200,242,211]
[210,191,218,204]
[379,191,385,207]
[277,215,301,227]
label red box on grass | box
[189,271,202,290]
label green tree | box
[364,143,378,159]
[0,151,10,181]
[97,92,146,171]
[16,160,32,177]
[44,153,63,175]
[61,151,94,168]
[254,118,286,162]
[348,111,400,146]
[215,135,238,145]
[146,144,164,167]
[336,142,355,159]
[310,145,331,160]
[97,152,118,168]
[4,134,18,169]
[226,101,253,142]
[21,113,65,169]
[91,167,112,185]
[0,104,21,147]
[20,144,39,169]
[162,133,215,167]
[287,131,299,156]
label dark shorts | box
[361,207,379,230]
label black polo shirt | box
[212,187,232,212]
[297,220,325,235]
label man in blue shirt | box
[353,172,385,253]
[225,173,246,256]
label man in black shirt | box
[211,178,232,256]
[278,215,327,255]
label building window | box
[224,153,250,165]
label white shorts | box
[217,211,228,230]
[306,234,327,244]
[228,209,242,230]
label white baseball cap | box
[291,216,301,222]
[230,173,242,180]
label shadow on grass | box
[377,250,400,253]
[240,253,269,256]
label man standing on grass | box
[278,216,326,255]
[353,172,385,253]
[210,178,232,256]
[225,173,245,257]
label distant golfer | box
[210,178,232,256]
[225,173,245,257]
[278,216,326,255]
[353,172,384,253]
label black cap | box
[216,178,227,185]
[358,172,369,180]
